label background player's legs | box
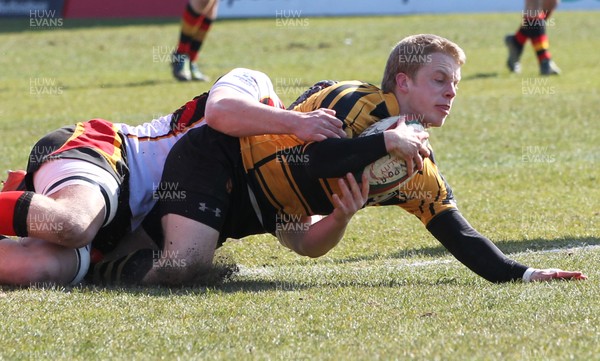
[172,0,219,81]
[505,0,560,75]
[540,0,559,18]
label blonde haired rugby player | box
[97,35,585,286]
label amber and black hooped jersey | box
[293,80,400,137]
[239,78,456,230]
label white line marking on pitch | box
[235,244,600,277]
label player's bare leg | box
[142,213,219,286]
[0,236,80,285]
[0,184,105,249]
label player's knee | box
[23,262,55,284]
[6,255,59,285]
[55,216,98,248]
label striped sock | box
[189,17,214,62]
[176,3,204,56]
[520,13,551,63]
[0,191,33,236]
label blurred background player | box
[171,0,219,81]
[505,0,561,75]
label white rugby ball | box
[359,116,427,203]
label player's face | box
[403,52,461,128]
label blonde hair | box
[381,34,466,93]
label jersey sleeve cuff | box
[522,267,536,282]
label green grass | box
[1,12,600,360]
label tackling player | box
[0,71,348,285]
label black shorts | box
[145,126,265,247]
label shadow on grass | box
[41,275,463,296]
[334,236,600,265]
[2,236,596,295]
[61,78,178,91]
[462,72,499,80]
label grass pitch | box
[0,11,599,360]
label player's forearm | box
[303,134,387,179]
[426,209,528,283]
[279,215,348,258]
[205,94,296,137]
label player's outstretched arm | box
[426,209,587,283]
[277,173,368,258]
[524,268,587,282]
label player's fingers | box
[360,173,369,200]
[326,115,344,129]
[334,183,353,215]
[319,108,337,117]
[317,128,341,139]
[413,153,424,172]
[325,124,346,139]
[316,109,343,127]
[338,174,363,212]
[419,142,430,158]
[405,157,415,178]
[555,271,587,280]
[331,193,344,210]
[345,173,364,206]
[337,176,352,201]
[310,133,328,142]
[394,115,407,127]
[320,117,346,138]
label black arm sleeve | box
[303,133,388,179]
[426,209,528,283]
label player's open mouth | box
[436,105,451,114]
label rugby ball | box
[359,116,427,203]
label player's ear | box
[395,72,410,94]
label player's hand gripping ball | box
[359,116,428,203]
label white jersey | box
[211,68,285,108]
[118,68,280,231]
[116,115,205,230]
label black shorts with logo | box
[144,126,265,248]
